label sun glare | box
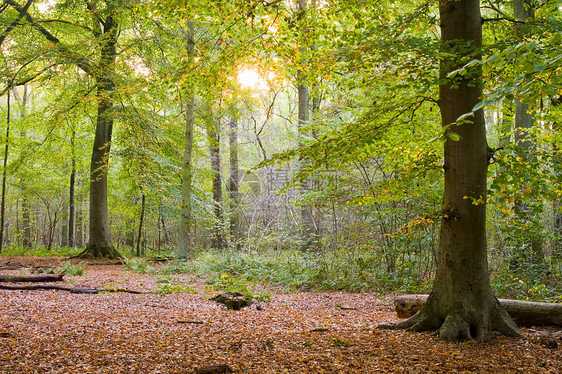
[237,68,260,88]
[237,68,269,90]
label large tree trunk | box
[177,21,196,261]
[77,10,120,259]
[381,0,520,341]
[394,295,562,327]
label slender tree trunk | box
[382,0,520,341]
[12,86,32,248]
[297,0,316,250]
[178,21,196,261]
[208,122,224,249]
[552,96,562,261]
[0,90,10,253]
[21,196,31,247]
[229,117,240,246]
[136,192,145,257]
[512,0,543,266]
[68,130,76,247]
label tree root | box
[379,297,522,341]
[75,246,122,259]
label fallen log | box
[0,274,64,283]
[393,294,562,327]
[0,284,144,294]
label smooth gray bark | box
[381,0,520,341]
[178,21,196,261]
[229,117,240,245]
[297,0,316,249]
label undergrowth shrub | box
[165,248,434,294]
[491,267,562,303]
[0,245,82,257]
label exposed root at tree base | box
[379,299,522,342]
[74,246,122,259]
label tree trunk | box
[297,0,316,250]
[178,20,196,261]
[68,130,76,247]
[394,295,562,327]
[21,196,31,247]
[0,90,11,253]
[77,10,120,259]
[208,122,224,250]
[12,86,32,248]
[512,0,543,266]
[229,117,240,246]
[136,192,145,257]
[381,0,520,341]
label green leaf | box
[472,98,495,112]
[448,132,460,141]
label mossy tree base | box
[75,245,122,259]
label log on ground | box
[393,294,562,327]
[0,274,64,283]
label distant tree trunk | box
[21,196,31,247]
[0,90,10,253]
[75,202,84,247]
[552,95,562,261]
[61,221,68,247]
[382,0,520,341]
[12,86,32,248]
[229,117,240,246]
[160,215,170,244]
[297,0,316,250]
[136,192,145,257]
[512,0,543,266]
[68,130,76,248]
[208,122,224,250]
[178,20,196,261]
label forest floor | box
[0,256,560,373]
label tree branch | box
[0,0,33,46]
[5,0,93,75]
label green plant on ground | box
[56,261,86,276]
[332,338,351,347]
[0,245,82,257]
[122,258,155,274]
[155,284,198,295]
